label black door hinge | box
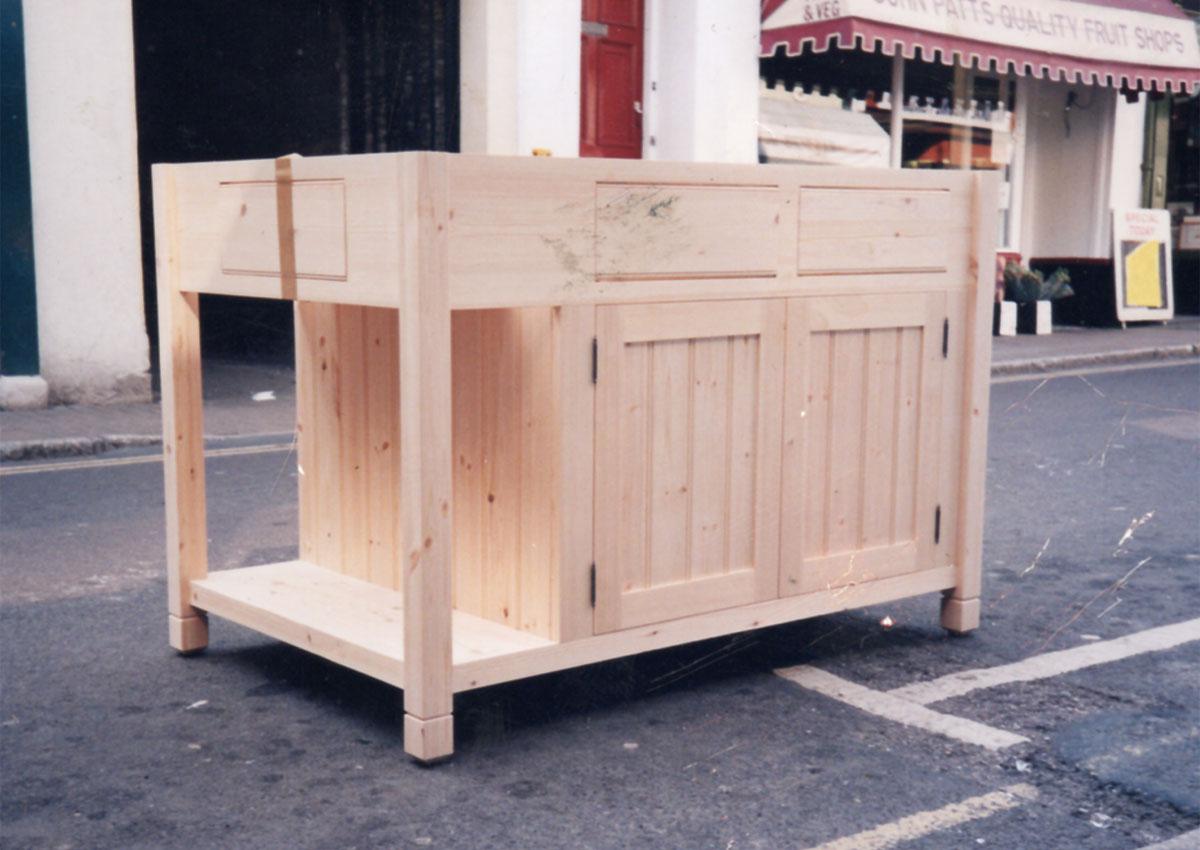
[942,319,949,358]
[589,563,596,607]
[934,505,942,544]
[591,337,598,383]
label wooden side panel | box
[594,300,784,633]
[298,302,572,642]
[296,304,401,589]
[449,307,562,640]
[781,293,946,596]
[363,307,401,588]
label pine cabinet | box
[154,153,996,761]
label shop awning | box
[758,91,891,166]
[761,0,1200,93]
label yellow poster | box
[1124,240,1163,308]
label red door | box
[580,0,643,159]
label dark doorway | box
[133,1,459,366]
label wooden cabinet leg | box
[404,713,454,764]
[941,594,980,634]
[168,613,209,654]
[400,154,454,762]
[154,166,209,654]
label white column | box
[889,54,904,169]
[1110,92,1148,212]
[460,0,581,157]
[645,0,759,163]
[23,0,150,404]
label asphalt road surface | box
[2,361,1198,850]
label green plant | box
[1003,261,1073,303]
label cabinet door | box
[594,300,785,633]
[781,293,946,596]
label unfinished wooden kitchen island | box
[153,152,997,761]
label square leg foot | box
[169,613,209,654]
[941,596,980,635]
[404,714,454,764]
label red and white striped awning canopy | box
[761,0,1200,93]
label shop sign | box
[1112,208,1174,323]
[764,0,1200,70]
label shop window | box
[759,50,1023,249]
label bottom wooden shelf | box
[191,560,958,696]
[189,560,555,691]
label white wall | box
[460,0,582,156]
[461,0,757,164]
[23,0,150,404]
[645,0,759,163]
[1020,79,1121,260]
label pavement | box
[2,317,1196,461]
[2,359,1198,848]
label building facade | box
[2,0,1197,408]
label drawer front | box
[593,300,784,633]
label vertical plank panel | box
[480,310,522,628]
[593,305,625,634]
[937,291,968,569]
[312,302,343,571]
[826,330,866,554]
[518,307,556,635]
[556,304,596,642]
[727,335,759,570]
[618,340,649,592]
[915,293,946,568]
[294,301,319,564]
[802,331,831,559]
[689,336,730,579]
[891,326,922,543]
[751,304,786,603]
[648,339,691,587]
[451,311,484,614]
[337,305,370,581]
[780,299,810,594]
[860,327,899,548]
[364,307,400,589]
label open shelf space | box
[190,560,555,691]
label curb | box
[990,343,1200,377]
[3,346,1197,462]
[1,431,296,463]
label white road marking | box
[889,618,1200,706]
[1137,828,1200,850]
[0,442,296,476]
[801,783,1038,850]
[776,665,1028,751]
